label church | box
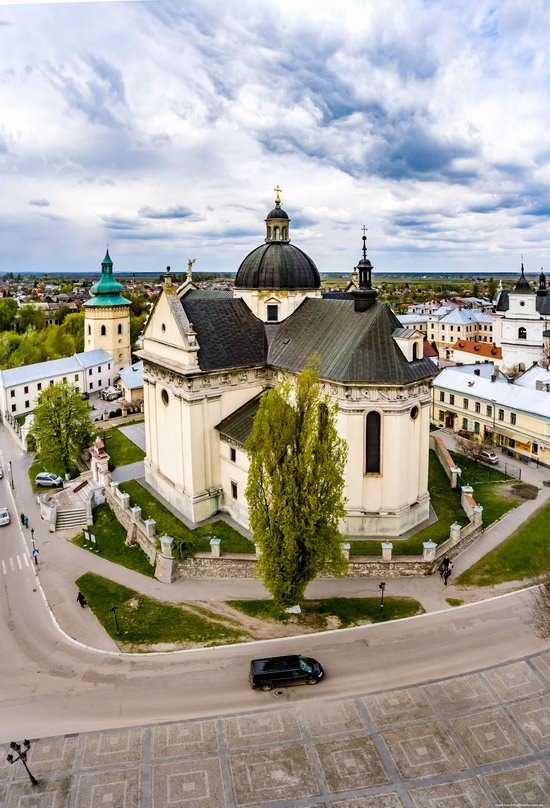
[138,192,438,537]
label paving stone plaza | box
[1,650,549,808]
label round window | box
[161,389,169,406]
[161,323,166,332]
[520,301,525,307]
[410,405,419,420]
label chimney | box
[474,368,480,376]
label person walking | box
[23,515,29,529]
[20,513,25,525]
[443,568,452,586]
[76,592,87,608]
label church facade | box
[139,194,438,537]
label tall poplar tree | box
[30,381,95,475]
[245,364,348,606]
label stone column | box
[473,505,483,527]
[450,522,462,545]
[341,542,350,561]
[254,543,262,558]
[110,481,119,498]
[131,505,142,523]
[144,518,156,539]
[450,466,461,489]
[154,535,176,584]
[210,538,221,558]
[120,492,130,511]
[382,542,393,562]
[422,541,437,562]
[460,485,474,511]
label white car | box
[479,449,499,465]
[35,472,63,487]
[0,507,10,526]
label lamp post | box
[8,460,14,490]
[30,527,38,567]
[106,606,119,634]
[6,739,38,786]
[379,581,386,611]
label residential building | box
[449,340,502,364]
[116,361,144,404]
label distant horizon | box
[1,268,532,279]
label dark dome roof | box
[513,265,532,294]
[235,242,320,290]
[266,206,289,220]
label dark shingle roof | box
[322,291,354,299]
[268,299,437,384]
[494,288,550,314]
[235,242,320,290]
[185,289,233,299]
[494,290,509,311]
[182,298,267,372]
[214,392,265,444]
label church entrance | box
[445,412,456,429]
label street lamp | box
[8,460,14,490]
[6,739,38,786]
[106,606,119,634]
[379,581,386,610]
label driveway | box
[119,423,146,451]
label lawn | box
[27,457,79,493]
[457,501,550,587]
[73,504,154,577]
[450,452,509,484]
[76,572,249,647]
[101,427,145,468]
[228,597,425,627]
[473,483,521,527]
[446,598,464,607]
[118,480,255,555]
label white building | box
[0,349,113,417]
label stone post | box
[210,538,221,558]
[154,535,176,584]
[450,522,462,545]
[110,481,119,498]
[254,543,262,558]
[382,542,393,562]
[422,541,437,562]
[450,466,461,489]
[120,492,130,511]
[144,518,156,539]
[341,542,350,561]
[473,505,483,527]
[460,485,474,511]
[131,505,142,523]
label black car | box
[249,655,324,690]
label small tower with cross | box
[265,186,290,243]
[84,249,132,372]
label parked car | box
[0,507,10,526]
[100,386,122,402]
[0,468,3,479]
[479,449,499,465]
[35,472,63,487]
[249,655,324,691]
[81,391,90,400]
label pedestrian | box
[20,513,25,525]
[442,556,451,571]
[443,568,452,586]
[76,591,87,608]
[23,515,29,529]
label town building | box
[138,193,438,537]
[0,349,113,417]
[432,365,550,467]
[116,361,144,404]
[84,250,131,372]
[448,340,502,365]
[397,308,493,355]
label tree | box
[55,305,72,324]
[30,381,95,475]
[17,305,45,332]
[245,364,348,607]
[455,433,495,461]
[0,298,18,331]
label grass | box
[73,504,154,577]
[118,480,254,555]
[76,572,248,647]
[228,597,425,627]
[450,452,509,484]
[457,501,550,587]
[473,483,521,527]
[446,598,464,607]
[102,426,145,468]
[28,457,79,493]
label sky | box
[1,0,550,275]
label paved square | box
[332,793,404,807]
[382,720,468,779]
[74,768,141,807]
[0,749,12,782]
[81,728,143,768]
[409,777,492,807]
[429,673,496,715]
[315,735,390,791]
[508,693,550,750]
[152,758,225,808]
[223,709,302,749]
[363,686,435,726]
[532,650,550,683]
[302,700,364,737]
[4,776,71,808]
[229,745,318,805]
[152,720,218,758]
[484,761,550,806]
[26,736,78,776]
[482,660,546,701]
[451,708,531,765]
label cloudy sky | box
[1,0,550,275]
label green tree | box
[17,305,45,332]
[130,312,147,345]
[0,298,18,330]
[245,364,348,607]
[61,312,84,352]
[30,381,95,474]
[54,305,72,324]
[487,277,498,299]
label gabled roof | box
[451,340,502,359]
[435,367,550,418]
[214,392,265,445]
[74,349,112,369]
[423,339,438,358]
[118,361,144,390]
[513,363,550,390]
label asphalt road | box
[0,426,548,746]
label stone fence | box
[431,433,461,488]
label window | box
[98,366,102,373]
[410,405,419,419]
[518,327,527,339]
[449,394,455,405]
[475,402,481,414]
[90,382,93,389]
[50,380,54,386]
[117,324,122,334]
[450,325,454,332]
[498,409,504,421]
[231,481,238,500]
[108,363,111,370]
[533,442,539,455]
[25,400,29,409]
[230,447,236,463]
[463,398,469,409]
[509,438,516,448]
[438,409,445,421]
[412,342,418,361]
[37,383,41,391]
[10,390,14,398]
[100,325,106,336]
[462,417,468,429]
[87,325,91,336]
[474,421,480,434]
[365,411,381,474]
[439,391,445,402]
[510,412,517,425]
[266,304,279,322]
[89,368,92,376]
[11,404,15,413]
[24,386,28,394]
[63,377,67,383]
[486,404,492,417]
[74,375,78,382]
[161,389,169,405]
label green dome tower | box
[84,249,131,372]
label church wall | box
[85,306,131,371]
[234,289,321,322]
[219,441,250,527]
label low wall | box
[104,485,157,565]
[430,434,460,488]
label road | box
[0,425,548,746]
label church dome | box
[512,263,532,294]
[234,188,320,290]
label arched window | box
[100,325,106,336]
[518,327,527,339]
[282,227,287,240]
[365,411,381,474]
[87,324,91,336]
[117,323,122,335]
[412,342,418,360]
[274,225,280,240]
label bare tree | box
[454,434,495,462]
[530,548,550,640]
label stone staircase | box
[55,507,88,531]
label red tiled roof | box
[452,340,502,359]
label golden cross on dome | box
[274,185,282,204]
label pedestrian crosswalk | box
[1,552,31,575]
